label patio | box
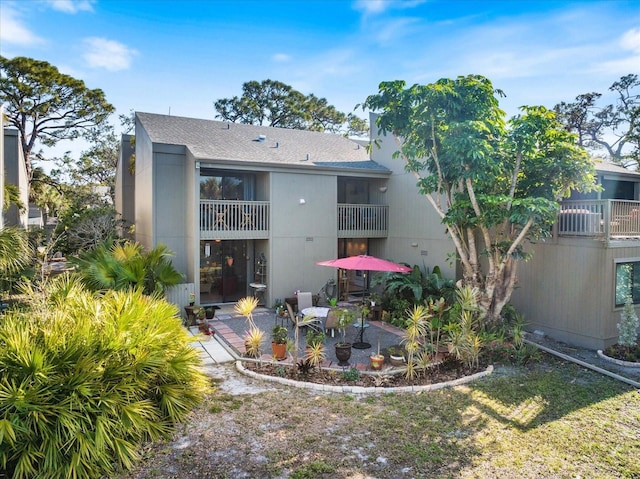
[204,305,406,371]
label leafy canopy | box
[0,55,114,181]
[363,75,595,323]
[554,74,639,169]
[214,79,368,136]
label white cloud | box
[83,37,138,71]
[353,0,427,15]
[373,16,421,44]
[45,0,95,14]
[272,53,291,62]
[592,28,640,76]
[0,3,45,46]
[353,0,389,15]
[620,28,640,53]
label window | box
[615,260,640,307]
[200,171,255,200]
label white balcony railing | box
[200,200,269,240]
[558,199,640,241]
[199,201,388,240]
[338,203,388,238]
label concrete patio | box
[193,305,407,371]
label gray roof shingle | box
[137,112,389,173]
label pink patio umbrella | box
[316,255,412,274]
[316,255,411,349]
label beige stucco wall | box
[369,116,456,279]
[134,121,191,280]
[2,129,29,228]
[511,238,640,350]
[268,171,338,303]
[115,134,135,237]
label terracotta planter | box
[271,342,287,360]
[370,354,385,370]
[335,343,352,366]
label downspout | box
[524,338,640,388]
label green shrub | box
[72,240,184,296]
[0,278,209,479]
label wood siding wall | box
[511,238,640,349]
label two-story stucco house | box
[116,111,640,351]
[116,112,453,311]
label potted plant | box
[271,325,288,360]
[328,297,338,308]
[188,292,195,306]
[370,337,385,370]
[388,345,406,366]
[205,306,217,319]
[194,306,206,323]
[334,308,354,366]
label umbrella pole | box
[353,272,371,349]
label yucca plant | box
[401,304,429,379]
[0,277,209,479]
[444,286,485,368]
[235,296,264,358]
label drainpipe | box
[524,339,640,388]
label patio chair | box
[324,308,344,338]
[297,291,313,311]
[286,301,323,334]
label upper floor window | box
[200,171,255,200]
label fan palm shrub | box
[72,239,183,296]
[0,276,209,479]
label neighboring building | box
[116,111,640,350]
[511,160,640,350]
[1,128,29,229]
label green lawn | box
[119,357,640,478]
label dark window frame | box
[614,258,640,307]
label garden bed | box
[241,355,492,389]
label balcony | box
[557,199,640,242]
[200,200,269,240]
[338,203,388,238]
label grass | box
[117,357,640,478]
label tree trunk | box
[471,257,518,327]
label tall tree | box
[214,79,368,136]
[0,56,114,184]
[554,74,639,169]
[363,75,596,325]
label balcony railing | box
[338,203,388,238]
[557,199,640,241]
[200,200,269,240]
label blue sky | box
[1,0,639,160]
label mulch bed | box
[603,340,640,363]
[243,355,490,388]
